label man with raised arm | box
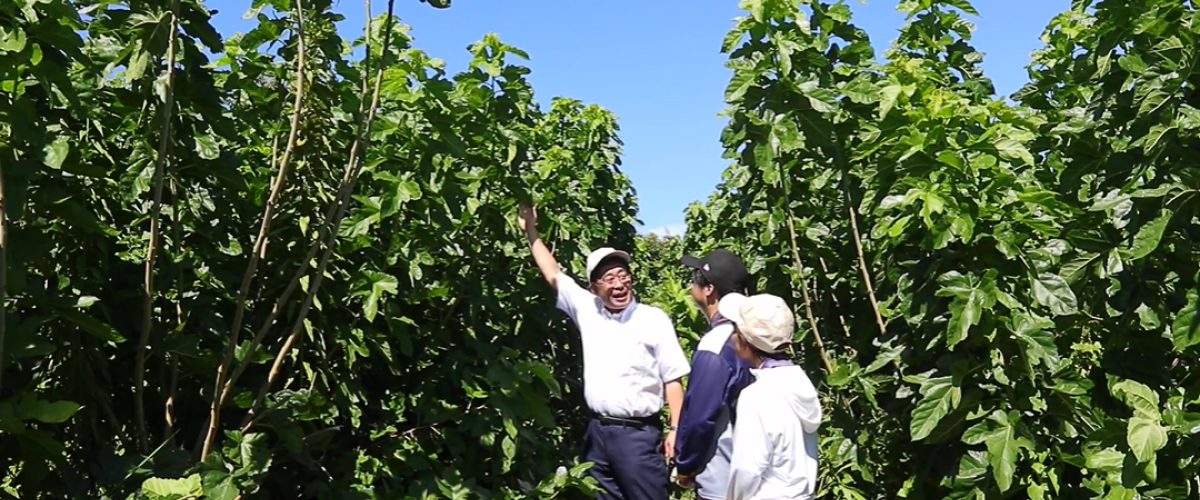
[517,205,689,500]
[671,250,755,499]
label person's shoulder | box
[633,302,671,323]
[736,381,770,409]
[696,323,734,354]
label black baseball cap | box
[681,249,749,296]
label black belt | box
[590,413,660,428]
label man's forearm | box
[526,230,560,287]
[665,380,684,428]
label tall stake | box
[135,2,181,453]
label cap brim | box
[680,255,704,269]
[717,293,748,325]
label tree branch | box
[135,2,181,452]
[784,209,834,374]
[779,162,833,374]
[242,0,400,426]
[844,188,886,336]
[201,0,309,460]
[0,151,8,392]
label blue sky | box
[209,0,1069,236]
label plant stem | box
[844,189,886,336]
[135,2,180,453]
[817,256,853,339]
[0,153,7,392]
[243,0,399,426]
[784,208,834,374]
[779,162,833,374]
[201,0,309,460]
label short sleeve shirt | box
[555,272,690,418]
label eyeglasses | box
[596,270,633,286]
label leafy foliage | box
[1,0,630,497]
[683,0,1200,497]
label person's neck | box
[605,302,631,314]
[704,303,720,322]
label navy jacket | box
[674,314,755,477]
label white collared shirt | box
[555,272,690,418]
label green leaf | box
[238,432,272,474]
[19,398,82,423]
[994,138,1034,166]
[1127,416,1167,463]
[501,435,517,473]
[983,414,1025,492]
[42,136,70,169]
[1111,379,1160,420]
[1118,53,1148,74]
[195,134,220,160]
[396,179,422,203]
[1105,248,1124,277]
[1031,272,1078,316]
[962,411,1029,492]
[60,309,125,343]
[126,46,150,81]
[937,272,995,347]
[944,0,980,15]
[1011,312,1058,368]
[141,475,202,500]
[741,0,764,21]
[201,472,239,500]
[879,84,902,119]
[360,271,399,322]
[1084,447,1125,472]
[0,25,27,52]
[909,376,958,440]
[1140,124,1175,154]
[1129,210,1172,260]
[1171,288,1199,351]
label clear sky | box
[209,0,1070,236]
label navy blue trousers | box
[584,419,668,500]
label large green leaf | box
[59,309,125,343]
[909,376,959,441]
[1128,210,1172,260]
[937,272,996,347]
[1171,288,1200,351]
[962,411,1030,492]
[18,397,82,424]
[42,136,70,169]
[1111,379,1161,419]
[1127,416,1167,464]
[141,475,202,500]
[1031,272,1078,316]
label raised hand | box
[517,204,538,236]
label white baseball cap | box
[585,247,631,282]
[718,293,795,353]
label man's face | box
[689,272,714,310]
[593,266,634,311]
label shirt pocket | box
[622,336,659,379]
